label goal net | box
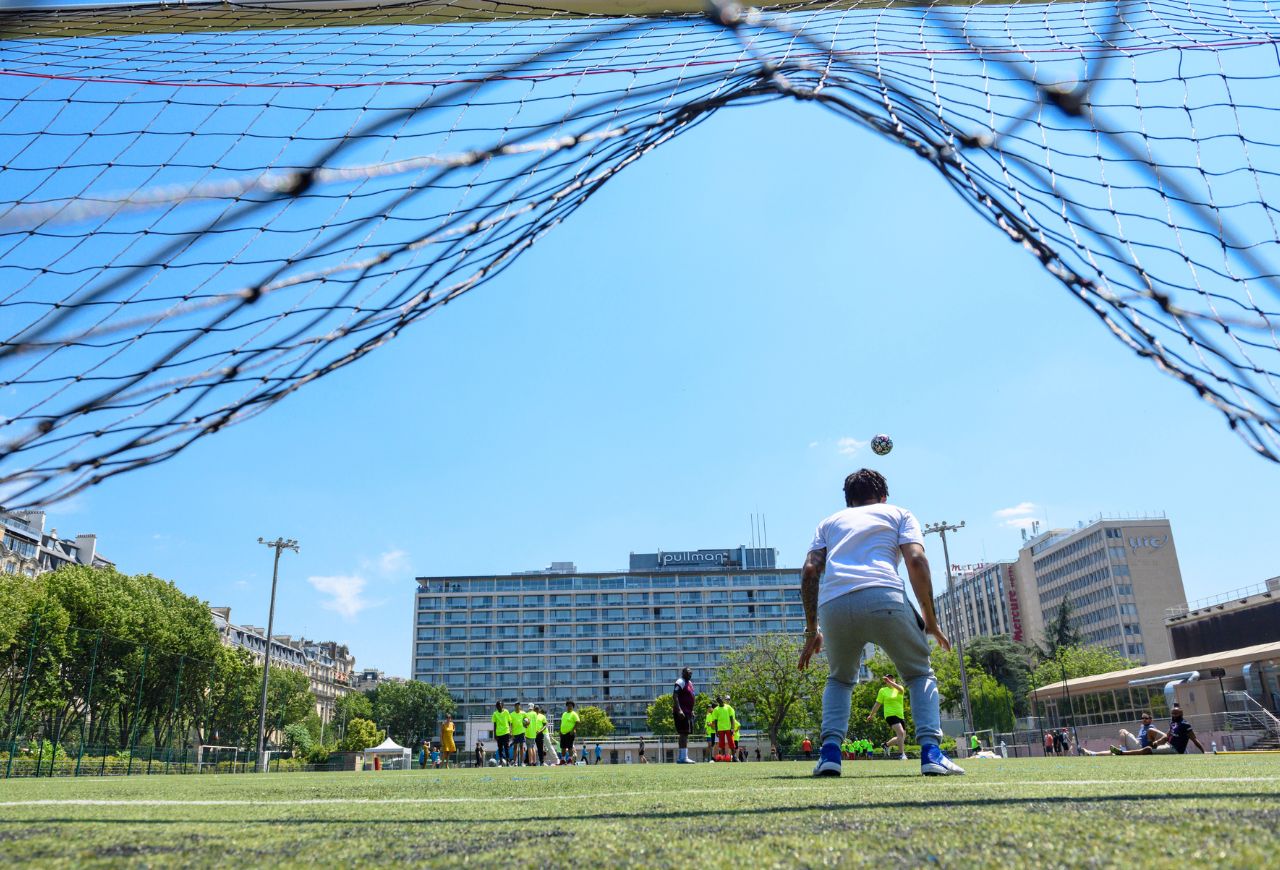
[196,744,243,774]
[3,1,1280,505]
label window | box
[523,595,545,607]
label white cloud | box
[1001,517,1039,530]
[308,574,376,620]
[994,502,1037,519]
[808,441,820,449]
[837,437,867,457]
[376,549,410,576]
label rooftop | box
[1030,640,1280,696]
[1165,577,1280,621]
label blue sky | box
[30,87,1275,677]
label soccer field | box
[1,757,1277,867]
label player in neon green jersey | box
[523,704,539,766]
[704,703,717,761]
[510,702,528,767]
[534,706,549,766]
[713,696,736,761]
[491,701,512,767]
[867,674,908,760]
[559,701,581,764]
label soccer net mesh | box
[3,0,1280,504]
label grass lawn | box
[0,755,1277,867]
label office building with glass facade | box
[1015,516,1186,664]
[933,561,1024,648]
[412,546,818,734]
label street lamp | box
[922,520,973,734]
[256,536,299,772]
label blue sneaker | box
[920,743,965,776]
[812,741,842,777]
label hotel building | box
[412,546,814,734]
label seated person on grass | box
[1091,706,1206,756]
[1082,711,1167,755]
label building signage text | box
[659,550,729,566]
[1128,535,1168,552]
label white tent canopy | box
[363,737,412,769]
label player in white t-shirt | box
[797,468,964,778]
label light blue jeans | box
[818,585,942,747]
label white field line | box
[0,777,1276,808]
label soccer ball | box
[871,434,893,456]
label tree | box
[264,666,315,733]
[333,691,373,743]
[716,633,827,755]
[1038,598,1084,659]
[645,692,714,736]
[574,706,615,737]
[368,680,455,746]
[339,717,384,752]
[930,645,965,715]
[1,564,224,756]
[282,722,313,755]
[966,635,1036,716]
[201,646,259,746]
[1031,644,1133,692]
[969,672,1016,733]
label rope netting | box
[2,0,1279,504]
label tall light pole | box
[923,520,974,734]
[256,536,298,772]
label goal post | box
[196,745,242,774]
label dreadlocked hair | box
[844,469,889,507]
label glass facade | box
[412,552,818,734]
[933,562,1018,646]
[1032,524,1146,662]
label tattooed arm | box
[797,547,826,669]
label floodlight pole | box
[256,536,299,773]
[923,521,974,734]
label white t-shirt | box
[807,504,924,606]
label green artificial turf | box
[0,756,1277,867]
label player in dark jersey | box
[1100,705,1205,755]
[673,667,698,764]
[1152,705,1206,754]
